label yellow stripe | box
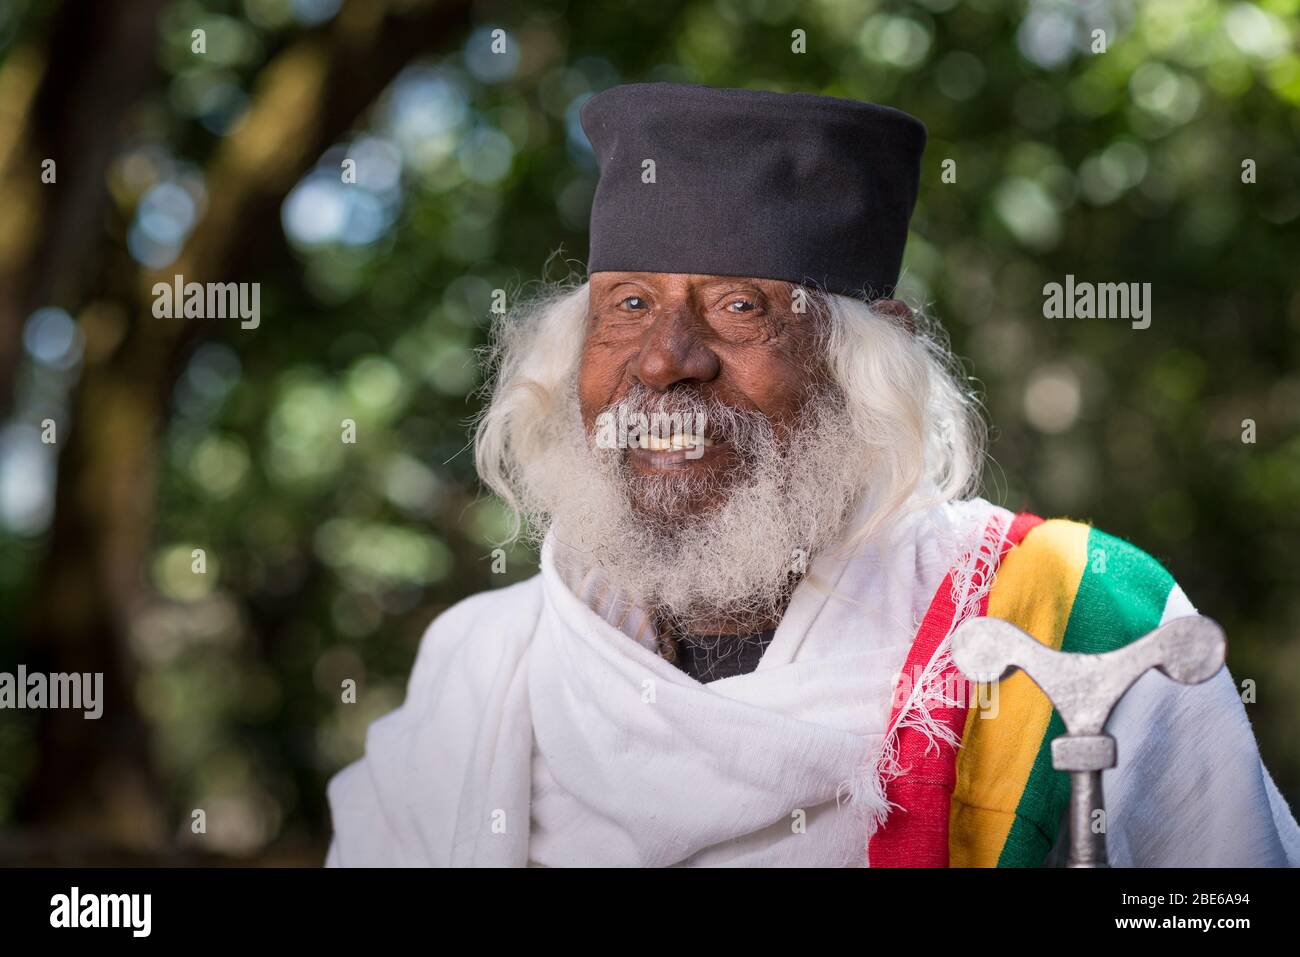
[949,519,1090,867]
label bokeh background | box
[0,0,1297,864]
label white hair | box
[474,280,986,554]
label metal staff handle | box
[951,614,1226,868]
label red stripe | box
[867,512,1043,867]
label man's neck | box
[652,602,786,678]
[662,611,783,637]
[663,627,778,682]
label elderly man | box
[326,83,1299,867]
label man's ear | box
[872,298,916,334]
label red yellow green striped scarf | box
[868,513,1177,867]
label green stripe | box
[996,527,1175,867]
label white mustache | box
[600,385,774,451]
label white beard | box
[515,382,870,632]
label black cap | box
[580,83,927,301]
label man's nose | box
[631,309,721,391]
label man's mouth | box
[627,436,732,474]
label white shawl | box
[326,495,1300,867]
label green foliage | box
[1,0,1297,857]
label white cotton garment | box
[524,497,998,867]
[325,494,1300,867]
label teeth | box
[635,433,712,451]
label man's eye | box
[726,299,756,313]
[619,296,648,310]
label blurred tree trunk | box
[2,0,174,852]
[0,0,167,414]
[17,0,473,849]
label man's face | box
[578,272,824,516]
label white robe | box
[325,496,1300,867]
